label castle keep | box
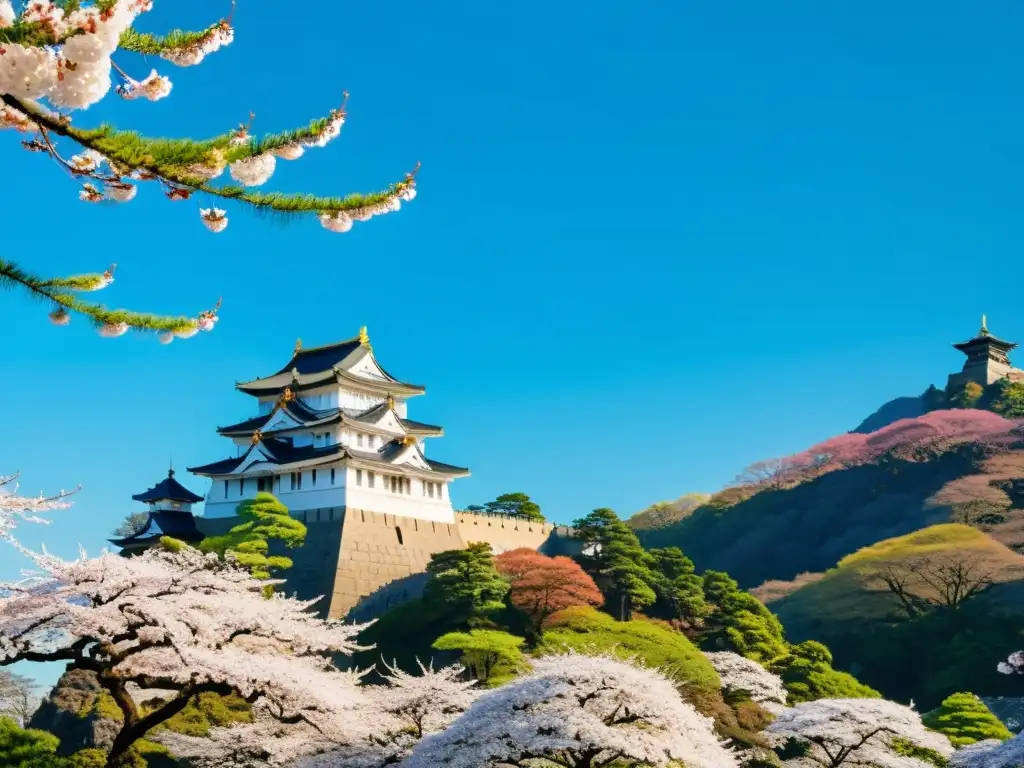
[947,316,1024,391]
[110,328,573,619]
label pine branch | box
[118,26,225,57]
[0,258,201,334]
[5,94,418,218]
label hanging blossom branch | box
[0,0,418,339]
[0,258,219,340]
[0,472,77,542]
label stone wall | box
[197,507,580,621]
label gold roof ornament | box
[386,393,395,410]
[281,387,295,403]
[294,338,302,354]
[981,314,989,335]
[358,326,370,346]
[252,429,263,445]
[401,435,418,447]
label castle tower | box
[187,327,470,523]
[947,315,1024,390]
[109,469,206,555]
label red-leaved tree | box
[494,549,604,631]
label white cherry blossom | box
[704,651,787,710]
[766,698,953,768]
[402,651,737,768]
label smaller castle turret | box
[109,469,206,555]
[947,316,1024,391]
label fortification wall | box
[195,508,578,622]
[454,511,556,554]
[329,507,463,619]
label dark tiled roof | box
[426,458,470,475]
[953,334,1017,352]
[188,455,245,475]
[131,470,204,504]
[274,339,363,376]
[259,438,346,464]
[217,399,336,435]
[109,510,205,548]
[400,417,443,434]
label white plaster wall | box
[344,467,455,523]
[200,466,347,518]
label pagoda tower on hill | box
[109,469,205,555]
[187,327,470,523]
[947,315,1024,391]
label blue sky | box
[4,2,1024,684]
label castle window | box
[395,526,404,545]
[312,469,317,486]
[290,473,296,491]
[276,475,281,491]
[357,433,364,447]
[239,478,244,495]
[223,480,229,498]
[368,472,375,488]
[330,468,336,485]
[356,469,363,486]
[390,476,398,493]
[297,472,303,490]
[427,483,434,499]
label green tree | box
[423,543,510,620]
[647,547,710,628]
[0,716,64,768]
[199,493,306,581]
[770,641,880,704]
[573,508,657,620]
[949,382,984,409]
[701,571,788,663]
[990,380,1024,418]
[1,5,417,336]
[110,513,149,540]
[478,493,545,522]
[432,630,526,686]
[922,385,948,412]
[921,692,1012,746]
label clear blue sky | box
[3,1,1024,666]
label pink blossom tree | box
[155,659,480,767]
[0,540,381,767]
[401,652,737,768]
[765,698,954,768]
[0,472,75,542]
[704,651,787,712]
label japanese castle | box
[187,327,470,522]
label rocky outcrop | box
[27,668,121,756]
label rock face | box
[28,668,121,756]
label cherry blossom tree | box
[0,540,381,768]
[703,651,787,712]
[949,733,1024,768]
[0,472,75,542]
[494,548,604,631]
[766,698,954,768]
[155,659,480,768]
[402,652,738,768]
[1,0,417,337]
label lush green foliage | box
[990,379,1024,418]
[950,382,984,409]
[0,716,63,768]
[769,641,880,703]
[432,630,526,686]
[701,571,788,663]
[199,493,306,581]
[536,607,721,702]
[921,692,1012,746]
[423,543,510,619]
[466,492,545,521]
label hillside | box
[763,524,1024,707]
[632,410,1024,589]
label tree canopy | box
[494,548,603,632]
[466,492,545,522]
[423,543,510,620]
[198,492,306,581]
[922,692,1013,746]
